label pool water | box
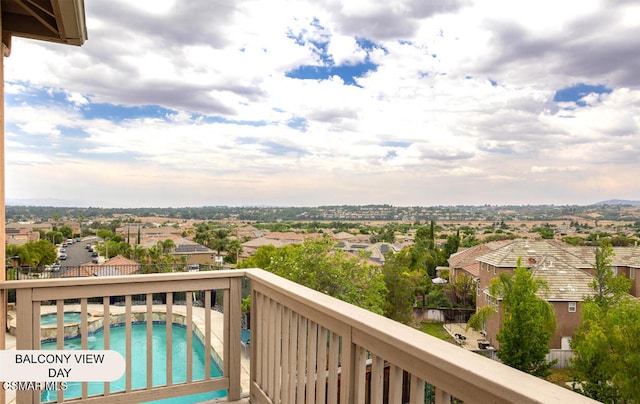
[40,312,90,326]
[41,323,224,403]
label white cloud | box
[3,0,640,207]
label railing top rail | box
[244,268,598,404]
[0,269,247,290]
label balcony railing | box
[1,268,598,404]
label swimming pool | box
[41,323,225,403]
[40,312,91,326]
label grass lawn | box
[545,368,575,389]
[419,322,456,343]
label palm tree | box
[130,244,147,262]
[209,229,230,256]
[77,214,84,238]
[226,239,243,264]
[161,239,176,254]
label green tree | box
[590,239,630,309]
[443,229,460,257]
[496,261,557,376]
[77,214,84,237]
[381,251,416,324]
[239,239,386,314]
[59,225,74,240]
[17,240,57,267]
[572,298,640,403]
[96,229,114,240]
[532,224,554,239]
[448,273,476,308]
[130,244,147,262]
[45,230,64,245]
[468,258,556,376]
[571,239,638,403]
[225,239,243,264]
[161,239,176,254]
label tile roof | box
[612,246,640,268]
[477,239,593,269]
[476,239,640,302]
[104,255,140,267]
[533,255,595,301]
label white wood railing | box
[3,270,242,403]
[246,268,598,404]
[2,268,598,404]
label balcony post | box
[0,4,6,401]
[15,288,37,403]
[228,275,242,400]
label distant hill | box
[594,199,640,206]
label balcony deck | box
[0,268,598,404]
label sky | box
[4,0,640,208]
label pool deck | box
[5,304,251,404]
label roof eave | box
[2,0,87,48]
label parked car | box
[60,248,66,253]
[91,258,99,264]
[91,251,98,257]
[59,253,67,260]
[52,262,61,272]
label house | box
[475,240,596,349]
[62,255,141,277]
[447,240,512,280]
[4,226,40,245]
[240,232,322,258]
[168,238,220,267]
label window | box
[631,268,635,279]
[477,281,481,296]
[568,302,577,313]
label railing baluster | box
[316,326,327,404]
[273,302,283,404]
[81,297,89,399]
[56,300,65,402]
[409,375,425,404]
[260,293,269,389]
[388,364,403,404]
[371,355,384,404]
[33,299,42,404]
[146,293,153,389]
[125,295,132,392]
[267,298,275,397]
[103,296,111,396]
[327,331,339,404]
[281,307,291,404]
[287,311,298,404]
[186,291,193,384]
[204,289,211,381]
[353,346,367,404]
[166,292,173,385]
[306,320,318,404]
[252,290,261,387]
[296,316,307,404]
[435,387,452,404]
